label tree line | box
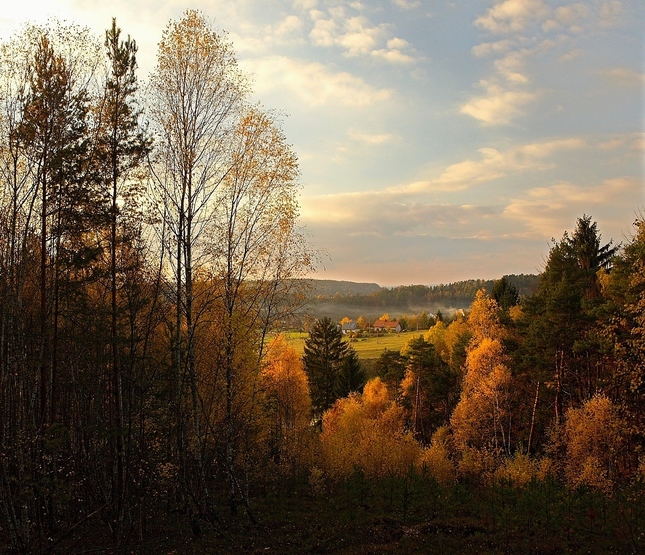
[0,11,313,551]
[312,274,539,311]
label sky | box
[1,0,643,286]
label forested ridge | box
[309,274,539,309]
[0,11,644,555]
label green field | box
[280,330,423,359]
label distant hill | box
[296,274,539,323]
[298,279,382,298]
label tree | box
[558,395,626,492]
[261,335,312,469]
[148,9,247,522]
[400,335,458,443]
[450,292,512,453]
[520,215,615,423]
[491,276,519,310]
[97,18,151,527]
[303,317,348,420]
[335,346,366,398]
[320,378,421,479]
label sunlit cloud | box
[475,0,549,35]
[460,82,539,125]
[392,0,420,9]
[241,56,392,107]
[347,128,396,145]
[504,177,640,236]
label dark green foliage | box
[491,276,519,310]
[303,316,349,418]
[403,336,459,442]
[374,348,407,391]
[518,215,616,426]
[335,346,366,398]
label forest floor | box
[55,475,645,554]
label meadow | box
[280,330,421,359]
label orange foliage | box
[261,335,313,468]
[320,378,421,479]
[562,394,626,492]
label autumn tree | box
[320,378,421,479]
[450,291,512,454]
[148,9,248,523]
[557,395,626,492]
[207,104,313,515]
[261,335,312,470]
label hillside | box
[299,274,539,322]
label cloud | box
[475,0,549,34]
[371,37,417,64]
[504,177,640,236]
[306,4,421,63]
[241,56,392,107]
[598,0,623,27]
[417,138,585,191]
[460,81,539,125]
[472,39,516,58]
[392,0,421,9]
[599,67,645,87]
[347,128,396,145]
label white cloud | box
[306,3,420,64]
[475,0,549,35]
[347,128,396,145]
[241,56,392,107]
[425,138,585,190]
[559,48,583,62]
[460,81,539,125]
[472,39,516,58]
[273,15,304,41]
[598,0,623,27]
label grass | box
[278,330,423,360]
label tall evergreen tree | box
[303,317,348,420]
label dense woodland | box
[0,11,644,555]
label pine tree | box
[303,316,348,420]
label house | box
[372,319,401,333]
[341,321,359,334]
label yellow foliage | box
[419,427,455,486]
[562,394,625,492]
[457,446,499,485]
[495,452,537,488]
[320,378,422,480]
[451,337,511,451]
[443,316,470,363]
[508,304,523,322]
[468,289,503,342]
[424,321,448,359]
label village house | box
[372,319,401,333]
